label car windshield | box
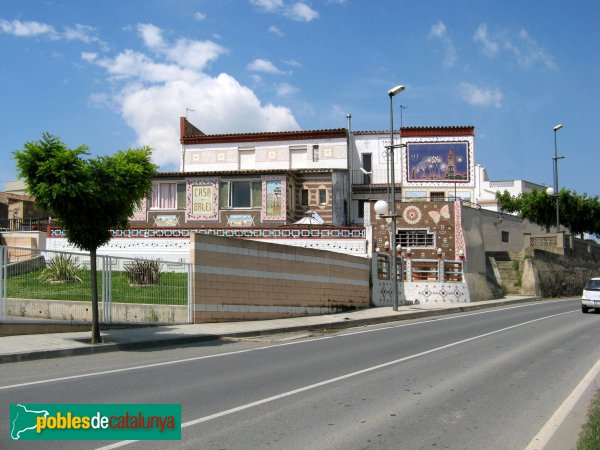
[585,279,600,290]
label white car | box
[582,278,600,313]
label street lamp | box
[552,124,564,230]
[375,85,405,312]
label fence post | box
[101,255,112,324]
[187,262,193,324]
[0,246,6,321]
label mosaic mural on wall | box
[372,201,457,260]
[186,178,219,221]
[406,141,470,183]
[261,175,286,221]
[129,198,147,221]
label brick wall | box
[191,233,370,322]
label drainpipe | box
[346,113,352,226]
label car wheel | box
[582,305,589,313]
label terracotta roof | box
[181,128,349,145]
[354,126,475,137]
[180,117,474,144]
[155,168,343,178]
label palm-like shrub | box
[124,259,162,286]
[39,254,83,284]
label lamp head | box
[388,85,405,97]
[553,124,563,131]
[374,199,389,217]
[546,187,555,196]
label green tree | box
[14,133,157,343]
[496,188,600,238]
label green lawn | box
[7,269,188,305]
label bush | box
[124,259,163,286]
[39,254,83,284]
[577,389,600,449]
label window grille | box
[397,229,434,248]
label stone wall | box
[523,248,599,298]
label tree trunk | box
[90,247,101,344]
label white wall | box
[183,137,348,172]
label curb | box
[0,297,541,364]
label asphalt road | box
[2,298,599,449]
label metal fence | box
[0,246,192,324]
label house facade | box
[135,118,541,230]
[351,126,475,224]
[130,117,350,228]
[138,118,477,229]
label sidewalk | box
[0,296,540,364]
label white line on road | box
[96,309,575,450]
[0,301,573,393]
[525,356,600,450]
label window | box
[397,229,435,248]
[501,231,510,243]
[430,192,445,201]
[219,181,262,208]
[318,189,327,205]
[362,153,372,184]
[312,145,319,162]
[358,200,367,219]
[151,182,186,210]
[301,189,309,205]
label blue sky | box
[1,0,599,196]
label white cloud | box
[458,82,503,108]
[194,11,207,21]
[268,25,284,37]
[473,24,498,57]
[514,29,556,70]
[250,0,284,12]
[283,59,302,68]
[286,3,319,22]
[429,21,446,39]
[276,82,298,97]
[63,24,109,51]
[137,23,226,71]
[250,0,319,22]
[247,58,285,75]
[0,19,58,38]
[81,52,98,62]
[84,24,298,167]
[138,23,165,50]
[473,24,556,70]
[428,21,456,68]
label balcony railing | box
[376,254,464,283]
[0,217,53,232]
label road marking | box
[96,309,574,450]
[0,301,575,392]
[524,356,600,450]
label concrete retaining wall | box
[191,234,370,322]
[524,249,600,298]
[7,298,187,323]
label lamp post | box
[374,85,405,311]
[552,124,564,230]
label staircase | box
[488,251,523,295]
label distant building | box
[473,164,547,212]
